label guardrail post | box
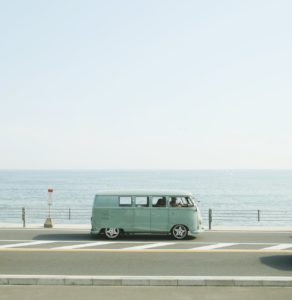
[69,208,71,220]
[22,207,26,228]
[208,208,212,230]
[258,210,260,222]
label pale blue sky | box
[0,0,292,169]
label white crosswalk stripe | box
[261,243,292,250]
[1,239,292,252]
[122,242,176,250]
[0,241,56,248]
[189,243,238,250]
[52,241,115,250]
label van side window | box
[169,197,179,207]
[119,196,132,206]
[135,196,149,207]
[152,196,166,207]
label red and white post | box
[44,188,54,228]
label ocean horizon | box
[1,169,292,226]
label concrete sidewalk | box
[212,226,292,232]
[1,286,292,300]
[0,223,91,230]
[1,223,292,232]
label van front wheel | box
[172,225,188,240]
[104,228,120,239]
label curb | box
[1,276,292,287]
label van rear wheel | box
[172,225,188,240]
[104,228,120,239]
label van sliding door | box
[150,196,168,232]
[134,196,150,232]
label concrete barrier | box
[1,275,292,287]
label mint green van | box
[91,190,203,240]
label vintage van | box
[91,190,203,239]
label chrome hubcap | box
[105,228,119,238]
[173,225,187,239]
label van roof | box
[94,190,194,197]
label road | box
[0,228,292,276]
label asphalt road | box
[0,229,292,276]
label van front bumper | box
[90,229,100,235]
[188,228,204,237]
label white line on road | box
[52,241,115,250]
[261,244,292,250]
[190,243,238,250]
[122,242,176,250]
[0,241,56,248]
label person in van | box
[170,197,181,207]
[156,197,166,207]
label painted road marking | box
[190,243,238,250]
[0,241,56,249]
[122,242,176,250]
[1,240,292,252]
[261,243,292,250]
[51,241,115,250]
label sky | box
[0,0,292,169]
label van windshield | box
[185,197,194,207]
[169,196,194,207]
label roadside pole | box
[44,188,54,228]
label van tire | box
[104,228,120,239]
[171,225,188,240]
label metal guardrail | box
[0,207,292,228]
[0,207,92,227]
[205,209,292,229]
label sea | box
[0,170,292,226]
